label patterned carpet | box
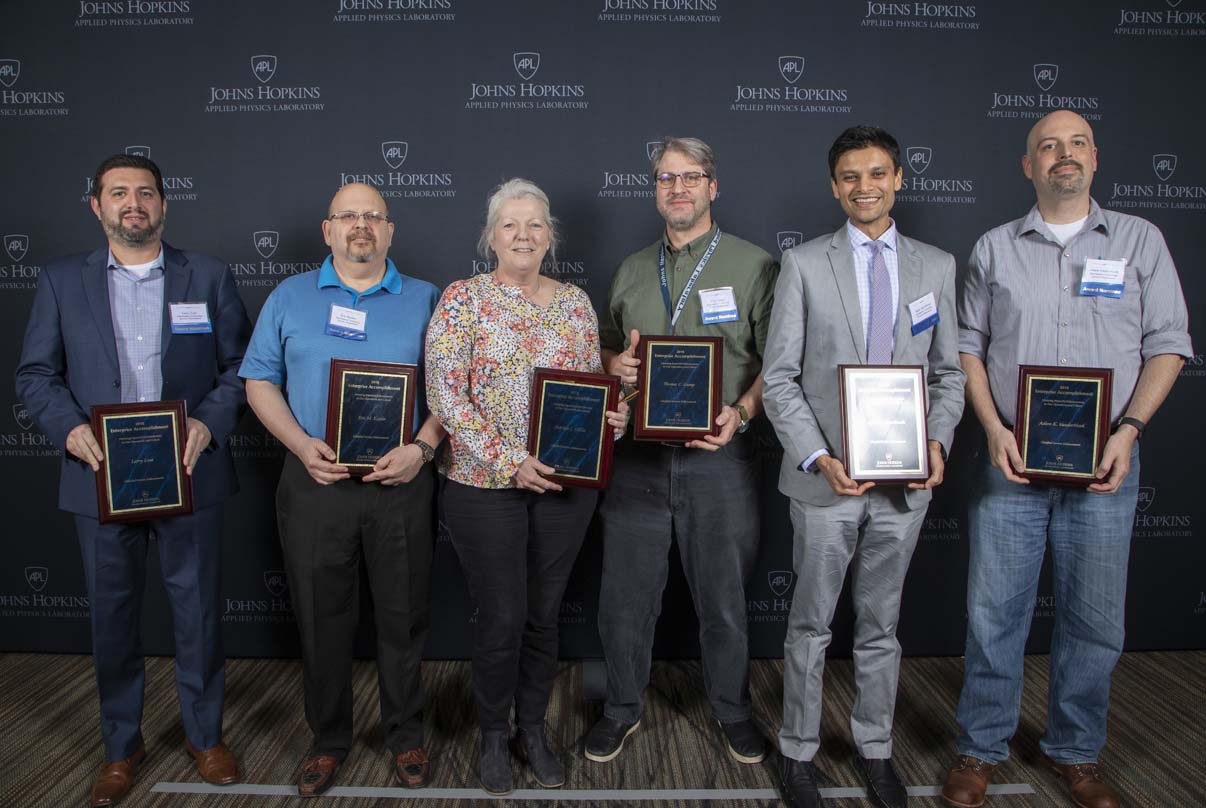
[0,651,1202,806]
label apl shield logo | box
[1153,154,1178,182]
[381,141,408,170]
[1167,0,1183,6]
[125,145,150,158]
[513,52,540,81]
[13,402,33,431]
[779,56,804,84]
[263,570,288,597]
[1137,486,1156,513]
[5,234,29,262]
[646,141,661,162]
[253,231,279,259]
[1033,63,1059,92]
[0,59,19,88]
[251,54,277,84]
[777,231,803,251]
[768,570,795,597]
[25,566,48,592]
[906,147,932,175]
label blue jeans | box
[955,444,1139,765]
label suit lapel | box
[160,245,190,358]
[81,248,119,373]
[893,235,922,361]
[827,231,866,364]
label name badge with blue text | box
[326,304,367,340]
[907,292,939,335]
[169,302,212,334]
[698,286,739,325]
[1079,258,1126,299]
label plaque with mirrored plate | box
[527,368,620,489]
[838,365,930,483]
[92,400,193,524]
[1015,365,1112,484]
[325,359,417,476]
[633,335,723,443]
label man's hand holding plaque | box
[325,358,417,477]
[1014,365,1112,485]
[632,335,723,443]
[838,365,930,484]
[91,400,194,524]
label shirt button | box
[1059,358,1067,365]
[1060,322,1068,327]
[1064,252,1071,258]
[139,397,145,402]
[136,335,142,341]
[1062,285,1069,291]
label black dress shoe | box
[478,730,513,796]
[717,719,767,763]
[858,756,908,808]
[516,725,564,788]
[779,756,822,808]
[584,715,640,763]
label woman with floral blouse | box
[425,178,626,796]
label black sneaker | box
[516,725,565,788]
[583,716,640,763]
[717,719,767,764]
[858,756,907,808]
[779,756,822,808]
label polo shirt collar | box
[317,256,403,296]
[1016,198,1108,241]
[663,222,719,257]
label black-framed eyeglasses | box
[654,171,711,189]
[328,210,391,225]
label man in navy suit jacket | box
[15,154,251,807]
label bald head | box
[1022,109,1098,212]
[328,182,389,217]
[322,182,394,272]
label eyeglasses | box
[328,210,390,225]
[654,171,711,189]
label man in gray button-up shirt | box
[942,111,1192,808]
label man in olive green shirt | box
[585,136,779,766]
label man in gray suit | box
[762,126,965,808]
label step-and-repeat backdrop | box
[2,1,1204,659]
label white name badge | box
[1080,258,1126,299]
[699,286,739,325]
[169,302,212,334]
[907,292,939,335]
[326,304,367,340]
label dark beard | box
[103,214,164,248]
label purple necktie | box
[866,240,893,364]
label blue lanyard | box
[658,228,722,334]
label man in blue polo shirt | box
[241,182,444,797]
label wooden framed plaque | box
[632,335,723,443]
[838,365,930,483]
[527,367,620,489]
[1015,365,1112,484]
[325,358,417,476]
[91,400,193,524]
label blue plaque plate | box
[634,336,722,442]
[92,401,192,523]
[326,359,417,475]
[528,368,620,488]
[839,365,929,482]
[1016,366,1112,483]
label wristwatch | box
[1116,416,1146,437]
[413,439,436,464]
[733,403,751,433]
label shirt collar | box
[845,219,898,252]
[663,222,719,257]
[107,246,165,272]
[1016,198,1108,241]
[317,256,403,295]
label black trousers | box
[276,454,434,757]
[443,479,597,731]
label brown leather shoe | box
[941,754,997,808]
[298,754,341,798]
[394,747,430,788]
[1042,754,1121,808]
[185,741,239,785]
[88,745,146,807]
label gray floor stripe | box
[151,782,1036,799]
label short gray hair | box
[648,136,717,183]
[477,177,559,267]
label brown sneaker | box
[185,741,239,785]
[941,754,997,808]
[1042,754,1121,808]
[394,747,430,788]
[297,754,341,798]
[88,745,146,807]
